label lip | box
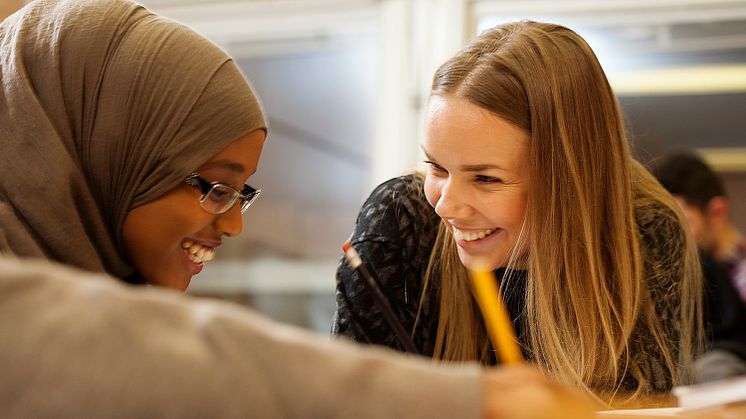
[183,237,222,249]
[180,237,219,277]
[452,227,501,248]
[180,249,204,276]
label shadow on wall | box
[221,43,377,261]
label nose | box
[214,204,244,237]
[433,179,472,220]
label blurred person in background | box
[652,152,746,382]
[653,152,746,302]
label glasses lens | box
[239,190,261,214]
[201,184,238,214]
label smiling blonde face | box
[423,95,531,271]
[121,129,265,290]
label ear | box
[705,196,729,222]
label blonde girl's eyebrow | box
[423,146,507,172]
[461,163,506,172]
[421,148,436,163]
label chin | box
[457,250,508,272]
[151,274,192,291]
[174,277,192,292]
[457,251,489,271]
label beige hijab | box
[0,0,267,280]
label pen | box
[468,265,523,365]
[342,242,420,355]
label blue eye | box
[475,175,502,184]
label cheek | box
[423,176,441,209]
[122,191,211,281]
[483,192,527,229]
[123,206,163,275]
[509,194,528,225]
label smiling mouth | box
[181,240,215,264]
[452,227,497,242]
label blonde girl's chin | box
[457,249,529,272]
[456,251,496,272]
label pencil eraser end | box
[468,258,491,272]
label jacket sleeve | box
[700,249,746,362]
[633,198,694,391]
[332,175,440,354]
[0,257,482,419]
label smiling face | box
[423,95,531,271]
[122,129,266,290]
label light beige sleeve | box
[0,257,482,419]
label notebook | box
[595,407,681,417]
[596,375,746,418]
[673,375,746,411]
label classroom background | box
[3,0,745,333]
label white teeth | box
[453,228,495,242]
[181,241,215,264]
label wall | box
[0,0,24,20]
[620,94,746,232]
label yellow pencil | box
[467,265,523,365]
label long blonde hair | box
[417,21,703,402]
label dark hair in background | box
[652,152,726,211]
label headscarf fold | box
[0,0,267,279]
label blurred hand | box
[481,365,596,419]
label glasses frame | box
[184,172,261,215]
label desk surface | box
[597,404,746,418]
[596,407,680,418]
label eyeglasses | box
[184,173,261,215]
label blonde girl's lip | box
[452,227,497,242]
[451,226,495,233]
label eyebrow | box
[422,149,506,172]
[199,160,246,174]
[461,163,505,172]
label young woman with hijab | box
[0,1,597,417]
[0,0,266,291]
[334,21,704,405]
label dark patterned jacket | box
[333,174,687,390]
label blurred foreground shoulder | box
[0,257,482,419]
